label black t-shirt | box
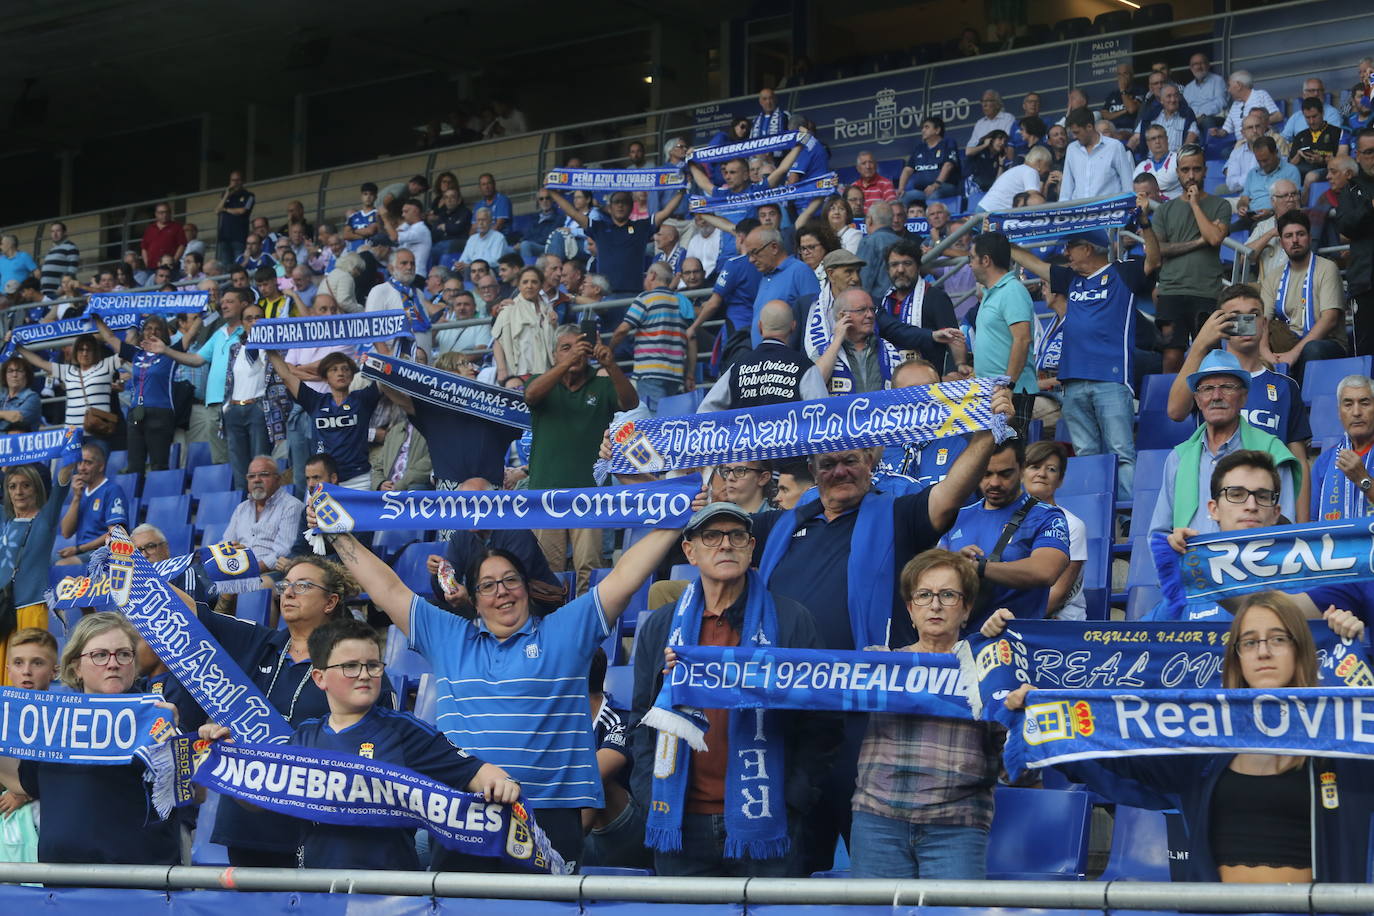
[410,401,520,489]
[20,758,180,865]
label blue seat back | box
[1060,454,1117,497]
[604,665,635,710]
[115,472,141,501]
[162,522,193,557]
[413,673,437,724]
[1098,805,1171,881]
[185,441,212,472]
[145,494,191,526]
[235,588,272,627]
[1302,355,1373,405]
[141,468,186,501]
[394,541,445,596]
[191,463,233,494]
[655,389,706,416]
[371,528,424,564]
[191,793,231,865]
[194,490,243,535]
[986,786,1091,880]
[1136,373,1197,450]
[1310,395,1343,446]
[105,450,128,477]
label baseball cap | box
[684,501,753,537]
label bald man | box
[698,299,830,411]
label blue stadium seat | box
[1131,450,1172,504]
[1300,355,1372,405]
[199,520,227,547]
[1310,395,1343,447]
[388,645,433,705]
[986,786,1091,880]
[162,521,193,557]
[670,563,695,580]
[656,390,706,416]
[194,490,243,536]
[105,450,128,477]
[191,463,233,494]
[1307,179,1331,207]
[394,541,445,596]
[1204,160,1227,194]
[191,793,231,865]
[604,665,634,709]
[144,494,191,527]
[1057,494,1112,620]
[413,672,437,724]
[371,527,424,564]
[141,468,186,501]
[235,588,272,627]
[114,472,141,504]
[1136,374,1196,450]
[1097,805,1171,881]
[383,625,409,666]
[1060,454,1117,498]
[167,442,181,471]
[185,440,211,472]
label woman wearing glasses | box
[993,591,1373,883]
[196,557,392,866]
[307,496,690,869]
[849,549,1005,878]
[0,613,180,864]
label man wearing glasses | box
[1235,136,1302,232]
[221,455,305,573]
[1336,128,1374,356]
[1150,348,1302,537]
[741,226,818,348]
[132,523,215,609]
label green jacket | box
[1171,418,1302,528]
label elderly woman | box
[0,463,73,681]
[994,593,1374,882]
[491,266,558,388]
[310,497,687,867]
[92,314,183,472]
[849,550,1005,878]
[319,251,365,313]
[0,613,180,864]
[0,357,40,433]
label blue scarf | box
[597,379,1010,477]
[690,173,839,214]
[544,168,687,191]
[985,193,1139,244]
[88,290,209,318]
[751,109,787,138]
[862,219,931,236]
[389,279,431,334]
[69,528,292,745]
[1034,312,1066,372]
[1007,687,1374,777]
[1152,521,1374,620]
[964,619,1372,737]
[1315,437,1374,521]
[245,310,413,349]
[688,131,812,165]
[185,739,568,874]
[0,687,174,764]
[1273,255,1317,332]
[308,475,699,534]
[642,572,787,860]
[757,488,898,650]
[0,314,139,361]
[0,427,82,469]
[52,540,263,610]
[362,353,530,429]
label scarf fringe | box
[724,834,790,862]
[138,741,177,820]
[955,640,984,720]
[645,824,683,853]
[641,706,708,752]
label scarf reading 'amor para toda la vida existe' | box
[245,310,415,349]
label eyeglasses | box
[322,660,386,679]
[840,306,876,316]
[1217,485,1280,507]
[798,242,823,252]
[1273,191,1300,199]
[135,540,166,555]
[475,574,525,597]
[694,528,752,548]
[911,588,965,607]
[717,465,764,480]
[745,241,777,259]
[1237,634,1293,654]
[274,579,329,596]
[1195,382,1243,396]
[81,648,135,666]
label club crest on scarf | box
[107,530,136,606]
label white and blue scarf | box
[1034,312,1066,373]
[308,476,699,535]
[802,283,901,393]
[688,131,813,165]
[0,427,82,469]
[1314,438,1374,521]
[0,314,139,361]
[0,687,174,764]
[690,173,839,214]
[362,353,530,429]
[642,572,787,860]
[389,279,431,334]
[597,379,1010,477]
[544,168,686,192]
[245,310,413,349]
[184,739,568,874]
[862,219,931,237]
[88,290,209,318]
[1151,520,1374,619]
[51,540,263,611]
[986,193,1139,244]
[751,109,787,138]
[1273,255,1317,333]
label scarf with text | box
[862,219,931,236]
[1007,687,1374,777]
[0,688,174,765]
[690,173,839,214]
[183,738,567,873]
[308,476,699,535]
[389,279,431,334]
[51,540,263,611]
[642,572,786,860]
[964,618,1372,739]
[245,310,414,349]
[1151,521,1374,620]
[0,426,82,469]
[597,379,1009,477]
[751,110,787,138]
[802,283,896,393]
[1314,438,1374,522]
[544,168,687,192]
[362,353,530,429]
[1034,312,1066,372]
[1273,255,1317,333]
[0,314,139,361]
[688,131,814,165]
[986,194,1139,244]
[88,290,210,318]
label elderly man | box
[966,90,1017,155]
[55,443,130,565]
[651,222,685,281]
[699,299,828,411]
[1258,210,1348,378]
[1216,70,1283,137]
[1340,129,1374,356]
[1236,136,1302,230]
[1243,177,1302,281]
[851,151,897,212]
[632,502,840,878]
[1311,377,1374,521]
[1132,83,1198,153]
[1182,52,1229,129]
[610,262,694,410]
[744,225,819,347]
[1280,78,1344,144]
[132,523,215,608]
[751,86,791,137]
[221,456,305,571]
[976,145,1052,212]
[453,208,508,278]
[1223,114,1265,194]
[386,200,432,273]
[688,140,805,231]
[363,248,430,354]
[1133,125,1182,198]
[550,188,685,296]
[686,214,723,276]
[434,284,492,355]
[1150,349,1301,536]
[856,202,900,297]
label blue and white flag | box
[1008,687,1374,776]
[597,378,1010,477]
[309,475,700,535]
[0,687,175,764]
[0,314,139,361]
[964,619,1372,734]
[88,290,210,318]
[985,193,1139,244]
[0,426,82,469]
[362,353,530,429]
[863,219,931,236]
[647,646,972,750]
[690,173,839,214]
[544,168,687,192]
[155,541,263,585]
[187,739,568,873]
[1152,521,1374,620]
[245,310,412,350]
[687,131,816,165]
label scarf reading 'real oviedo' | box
[179,738,568,874]
[362,353,530,429]
[985,194,1139,244]
[597,378,1010,478]
[0,687,174,764]
[245,309,416,349]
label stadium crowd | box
[0,45,1371,885]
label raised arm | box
[10,340,53,375]
[926,387,1012,530]
[91,315,121,353]
[595,527,685,626]
[547,190,589,230]
[597,342,639,410]
[688,162,718,195]
[377,381,416,415]
[1009,244,1052,282]
[265,350,302,399]
[652,190,686,225]
[144,335,206,367]
[312,506,415,636]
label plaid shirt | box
[224,341,291,445]
[853,665,1005,828]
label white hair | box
[1229,70,1254,88]
[1337,375,1374,400]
